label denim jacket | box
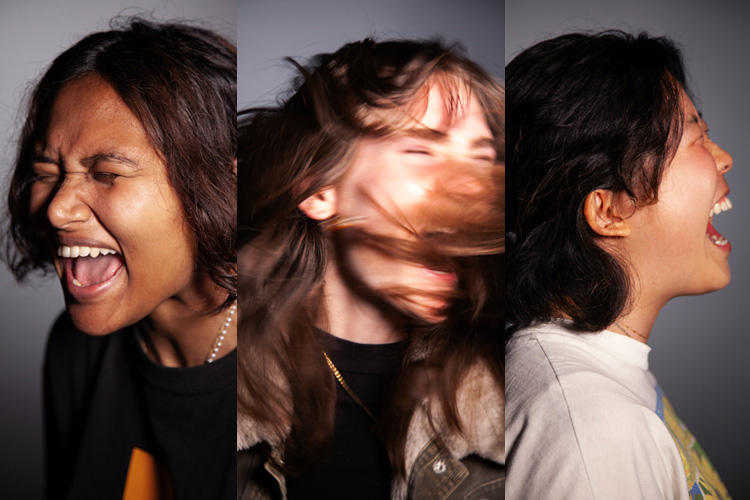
[237,363,504,500]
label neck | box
[321,264,405,344]
[140,286,237,368]
[608,293,665,345]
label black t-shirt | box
[44,312,236,500]
[286,331,406,500]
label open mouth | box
[707,196,732,249]
[58,245,124,293]
[423,265,458,283]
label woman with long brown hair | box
[237,39,504,499]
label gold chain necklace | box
[613,320,648,342]
[323,351,375,421]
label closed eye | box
[473,155,496,162]
[32,162,61,184]
[93,172,120,183]
[32,172,60,184]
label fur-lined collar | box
[392,361,504,500]
[237,351,291,452]
[236,360,504,499]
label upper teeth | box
[710,197,733,217]
[57,245,117,258]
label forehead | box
[405,84,492,138]
[47,75,136,131]
[40,75,154,158]
[680,90,706,129]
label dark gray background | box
[507,0,749,494]
[238,0,504,109]
[0,1,235,498]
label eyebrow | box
[83,152,140,169]
[686,112,710,134]
[685,113,703,131]
[399,128,496,150]
[400,128,448,142]
[31,153,59,165]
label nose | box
[47,175,92,229]
[711,140,733,175]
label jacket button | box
[432,460,446,474]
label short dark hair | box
[506,31,687,333]
[5,17,237,307]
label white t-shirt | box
[505,321,730,500]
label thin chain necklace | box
[140,301,237,365]
[323,351,375,421]
[613,320,648,343]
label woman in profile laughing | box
[505,31,733,499]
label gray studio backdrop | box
[238,0,504,109]
[0,1,235,498]
[507,0,749,494]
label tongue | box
[72,254,123,287]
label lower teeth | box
[72,278,84,287]
[710,234,728,246]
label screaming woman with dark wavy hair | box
[505,31,732,499]
[4,18,237,499]
[237,39,504,499]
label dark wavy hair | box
[506,31,687,334]
[238,38,504,476]
[4,17,237,309]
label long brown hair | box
[237,38,504,475]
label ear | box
[583,189,632,237]
[298,188,337,221]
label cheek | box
[29,183,53,219]
[148,193,195,265]
[349,173,435,227]
[345,148,434,207]
[136,206,190,255]
[108,183,191,257]
[387,177,431,208]
[117,175,184,227]
[344,247,421,302]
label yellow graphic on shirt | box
[659,390,731,500]
[122,447,174,500]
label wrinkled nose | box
[47,177,92,229]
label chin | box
[400,296,451,325]
[709,262,732,292]
[67,304,122,336]
[681,271,731,298]
[712,272,732,292]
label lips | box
[423,265,458,283]
[707,196,732,251]
[58,245,124,300]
